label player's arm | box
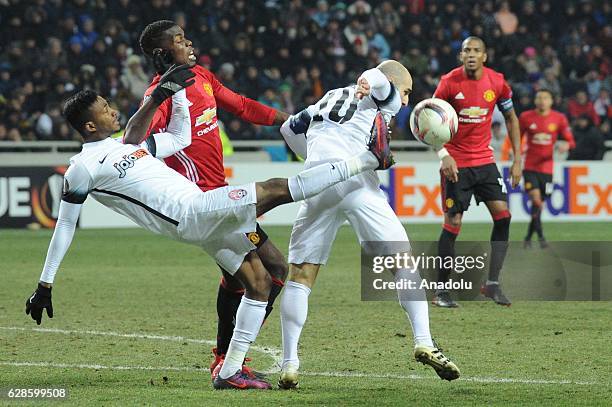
[518,112,527,139]
[25,164,91,325]
[210,71,289,126]
[279,105,316,159]
[431,78,459,182]
[501,108,521,187]
[557,115,576,153]
[356,68,402,116]
[124,64,195,144]
[141,89,192,158]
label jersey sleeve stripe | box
[174,150,199,183]
[178,150,199,182]
[92,188,179,226]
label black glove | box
[25,283,53,325]
[151,64,196,105]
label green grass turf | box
[1,222,611,405]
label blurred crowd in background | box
[0,0,610,157]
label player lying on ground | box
[128,21,290,378]
[277,60,460,389]
[24,67,394,390]
[432,36,522,308]
[519,89,575,249]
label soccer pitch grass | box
[1,222,611,405]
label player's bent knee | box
[445,214,463,229]
[492,209,511,222]
[245,270,272,300]
[268,258,289,282]
[288,263,319,287]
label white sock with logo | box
[287,151,379,201]
[280,281,311,370]
[395,268,435,348]
[218,296,267,379]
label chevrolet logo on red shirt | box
[458,106,488,118]
[195,108,217,127]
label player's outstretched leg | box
[213,252,273,390]
[278,263,319,389]
[211,270,244,377]
[394,267,460,381]
[211,230,287,381]
[433,214,462,308]
[481,203,512,306]
[254,152,382,217]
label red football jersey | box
[434,66,514,168]
[142,65,276,191]
[519,109,575,174]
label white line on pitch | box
[0,326,596,386]
[0,326,282,364]
[0,361,596,386]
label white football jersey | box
[304,84,401,164]
[62,137,202,239]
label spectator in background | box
[593,89,611,122]
[278,83,295,117]
[217,63,237,91]
[120,55,149,103]
[365,27,390,60]
[324,59,351,88]
[374,1,400,30]
[585,70,603,101]
[568,90,601,126]
[568,115,605,160]
[312,0,330,28]
[0,0,609,144]
[495,1,518,35]
[290,67,310,111]
[521,46,541,83]
[75,16,98,50]
[309,66,325,100]
[343,17,368,57]
[537,68,562,97]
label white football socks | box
[395,267,435,348]
[288,151,379,201]
[280,281,311,370]
[218,296,267,379]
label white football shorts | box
[288,169,409,265]
[177,182,258,273]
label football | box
[409,98,458,149]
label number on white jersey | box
[312,88,359,124]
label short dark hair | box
[139,20,176,57]
[536,88,554,98]
[462,36,486,50]
[62,90,98,135]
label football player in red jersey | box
[431,37,522,308]
[125,21,290,379]
[519,89,575,248]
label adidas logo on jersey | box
[455,92,465,99]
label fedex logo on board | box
[381,165,611,217]
[503,165,611,216]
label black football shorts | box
[523,170,554,198]
[440,163,508,215]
